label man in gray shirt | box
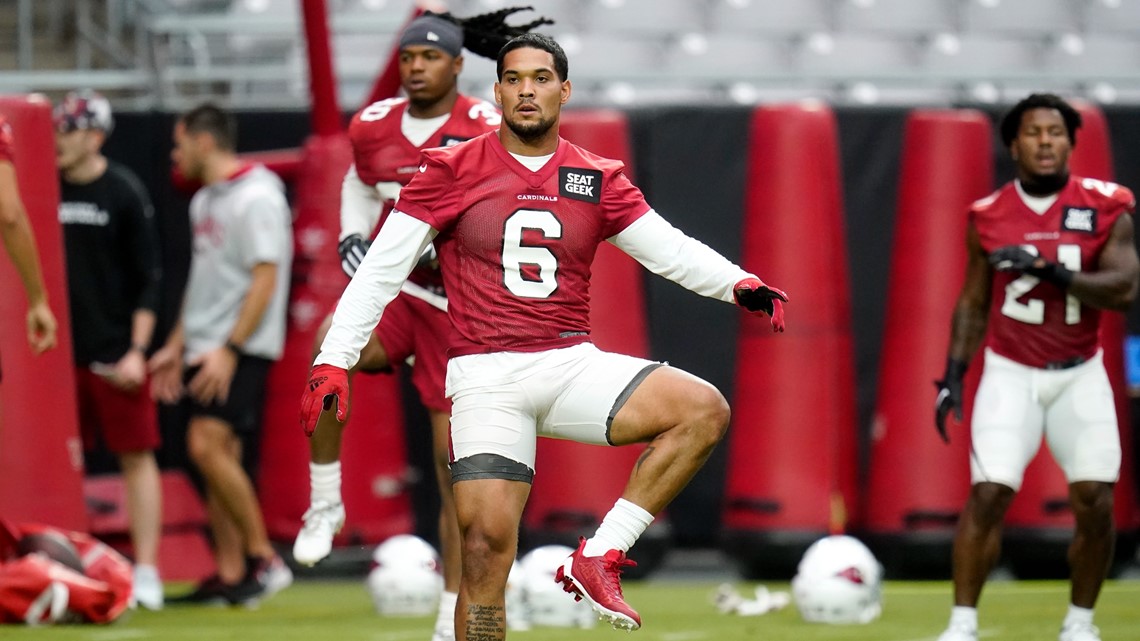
[151,103,293,606]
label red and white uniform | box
[0,523,132,625]
[319,133,755,469]
[0,116,14,163]
[972,176,1135,368]
[339,95,499,411]
[397,133,651,357]
[968,176,1135,489]
[344,94,500,296]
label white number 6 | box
[502,209,561,298]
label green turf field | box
[8,579,1140,640]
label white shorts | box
[445,343,662,472]
[969,348,1120,490]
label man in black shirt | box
[55,91,165,610]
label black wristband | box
[129,343,147,353]
[943,357,968,383]
[225,340,243,356]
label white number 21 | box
[1000,244,1081,325]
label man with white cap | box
[54,89,165,610]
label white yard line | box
[367,631,441,641]
[888,582,1140,595]
[891,628,1000,641]
[660,631,711,641]
[87,630,154,641]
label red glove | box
[300,364,349,437]
[733,277,788,333]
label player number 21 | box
[1001,244,1080,325]
[502,209,561,298]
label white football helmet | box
[519,545,597,629]
[791,535,883,625]
[366,534,443,616]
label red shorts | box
[76,368,160,453]
[373,293,451,412]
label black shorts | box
[184,355,273,437]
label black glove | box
[934,358,968,444]
[414,244,439,271]
[338,234,370,278]
[988,245,1074,288]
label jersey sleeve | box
[390,152,461,231]
[1115,184,1136,215]
[120,169,162,313]
[316,212,436,369]
[600,169,651,237]
[340,164,383,240]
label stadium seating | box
[961,0,1079,35]
[707,0,832,36]
[584,0,709,37]
[834,0,958,35]
[1043,36,1140,80]
[7,0,1140,106]
[796,34,922,78]
[1086,0,1140,36]
[662,34,791,82]
[920,34,1042,78]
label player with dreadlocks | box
[292,7,551,641]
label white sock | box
[1063,604,1094,628]
[582,498,653,557]
[436,590,457,630]
[134,564,160,580]
[949,606,977,630]
[309,461,342,505]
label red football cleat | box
[554,537,641,631]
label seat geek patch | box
[559,167,602,204]
[1062,206,1096,234]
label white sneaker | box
[937,622,978,641]
[227,555,294,608]
[1060,621,1101,641]
[292,501,345,566]
[132,564,164,610]
[257,555,294,597]
[431,619,455,641]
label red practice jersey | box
[348,94,500,188]
[348,95,499,291]
[395,132,651,357]
[0,116,14,163]
[971,176,1136,368]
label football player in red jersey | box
[0,115,57,355]
[294,9,550,641]
[934,94,1139,641]
[300,33,787,640]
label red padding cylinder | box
[722,103,858,575]
[0,96,85,530]
[864,111,993,566]
[257,133,413,544]
[522,111,656,555]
